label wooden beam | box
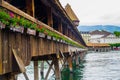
[34,61,39,80]
[45,61,54,80]
[12,49,29,80]
[26,0,35,17]
[46,61,55,71]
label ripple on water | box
[82,51,120,80]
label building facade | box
[81,30,120,44]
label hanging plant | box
[0,10,10,28]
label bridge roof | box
[65,3,79,22]
[87,43,110,47]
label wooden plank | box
[12,49,25,73]
[30,36,37,56]
[0,30,2,74]
[16,33,22,59]
[2,31,9,74]
[21,35,27,65]
[8,32,15,73]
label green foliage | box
[19,18,27,27]
[0,10,10,25]
[9,17,19,26]
[114,31,120,37]
[109,43,120,47]
[0,7,85,48]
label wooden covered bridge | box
[0,0,87,80]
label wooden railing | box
[0,1,85,48]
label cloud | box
[60,0,120,26]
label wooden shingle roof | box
[65,3,79,22]
[87,43,110,47]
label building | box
[90,30,120,43]
[80,31,91,43]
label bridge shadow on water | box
[61,61,85,80]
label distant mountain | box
[77,25,120,33]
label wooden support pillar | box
[34,61,39,80]
[40,61,44,79]
[47,7,53,27]
[53,58,61,80]
[58,19,62,33]
[75,54,79,66]
[26,0,35,17]
[67,56,73,72]
[65,26,68,36]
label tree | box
[114,31,120,37]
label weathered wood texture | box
[0,30,31,74]
[0,30,70,75]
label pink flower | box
[9,12,14,18]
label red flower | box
[9,12,14,18]
[39,26,43,29]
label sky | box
[60,0,120,26]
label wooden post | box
[34,61,39,80]
[67,56,73,72]
[58,19,62,33]
[53,58,61,80]
[47,7,53,27]
[40,61,44,79]
[26,0,35,17]
[75,54,79,66]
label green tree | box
[114,31,120,37]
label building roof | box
[90,30,112,38]
[65,3,79,22]
[87,43,110,47]
[90,30,111,35]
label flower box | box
[0,21,5,29]
[47,35,51,40]
[10,26,24,33]
[53,37,56,41]
[27,28,36,36]
[39,32,45,38]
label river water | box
[82,51,120,80]
[18,51,120,80]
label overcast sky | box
[60,0,120,26]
